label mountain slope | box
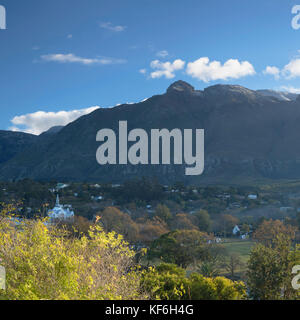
[256,89,298,102]
[1,81,300,184]
[0,131,38,165]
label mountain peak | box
[203,84,259,101]
[204,84,253,95]
[167,80,195,94]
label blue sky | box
[0,0,300,134]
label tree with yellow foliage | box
[0,206,146,300]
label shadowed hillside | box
[1,81,300,184]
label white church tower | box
[47,193,75,221]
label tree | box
[296,212,300,230]
[240,223,250,235]
[253,219,296,247]
[141,263,246,300]
[57,216,92,238]
[148,230,209,268]
[247,234,299,300]
[98,207,139,242]
[141,264,188,300]
[137,217,169,244]
[155,204,172,223]
[197,245,227,277]
[170,213,198,231]
[0,213,146,300]
[247,243,285,300]
[214,214,239,237]
[223,215,239,235]
[194,210,211,232]
[117,178,165,203]
[225,253,244,279]
[188,274,246,300]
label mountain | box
[2,80,300,184]
[0,131,38,165]
[40,126,64,136]
[256,89,299,102]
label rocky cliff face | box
[1,81,300,184]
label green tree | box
[197,245,227,277]
[188,274,246,300]
[247,234,299,300]
[141,264,188,300]
[247,243,285,300]
[148,230,209,268]
[142,263,246,300]
[194,210,212,232]
[155,204,172,222]
[225,253,244,279]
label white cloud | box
[10,106,100,135]
[263,66,280,79]
[186,57,256,82]
[139,68,147,74]
[282,59,300,79]
[156,50,169,58]
[280,86,300,94]
[67,34,73,39]
[150,59,185,79]
[100,22,126,32]
[41,53,126,65]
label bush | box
[0,215,146,300]
[141,263,246,300]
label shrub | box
[0,214,146,300]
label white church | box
[47,194,75,221]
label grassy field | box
[222,240,255,264]
[142,239,256,281]
[217,240,255,280]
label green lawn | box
[217,240,255,280]
[222,240,255,264]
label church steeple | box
[48,191,74,222]
[56,194,60,207]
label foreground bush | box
[0,216,146,300]
[141,263,246,300]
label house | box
[231,202,241,208]
[280,207,293,212]
[248,194,257,200]
[56,183,69,190]
[233,225,240,235]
